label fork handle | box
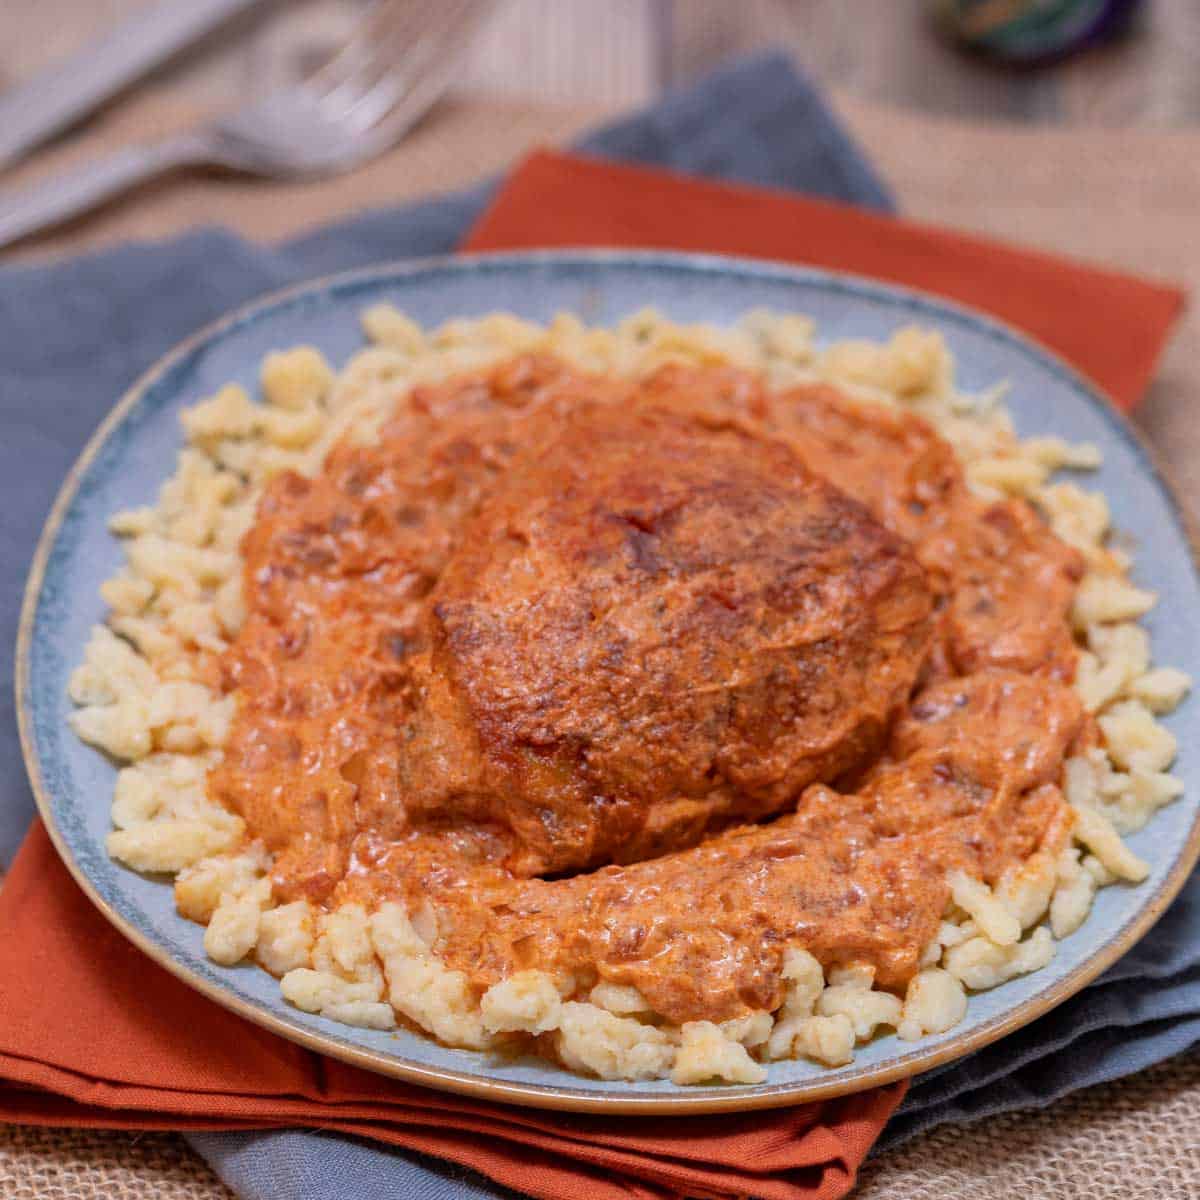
[0,133,212,251]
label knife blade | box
[0,0,267,171]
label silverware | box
[0,0,268,173]
[0,0,496,251]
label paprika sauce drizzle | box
[210,356,1086,1027]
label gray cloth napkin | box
[0,50,1195,1198]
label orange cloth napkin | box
[0,151,1185,1200]
[465,151,1185,411]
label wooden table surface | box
[3,3,1200,1197]
[9,0,1200,123]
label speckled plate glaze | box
[17,251,1200,1113]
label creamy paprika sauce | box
[211,356,1087,1025]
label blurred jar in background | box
[932,0,1145,64]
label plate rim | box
[16,247,1200,1115]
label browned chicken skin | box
[398,400,936,875]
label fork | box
[0,0,496,251]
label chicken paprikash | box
[214,355,1082,1024]
[76,311,1186,1084]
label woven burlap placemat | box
[858,1051,1200,1197]
[0,1126,235,1199]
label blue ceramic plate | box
[17,251,1200,1113]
